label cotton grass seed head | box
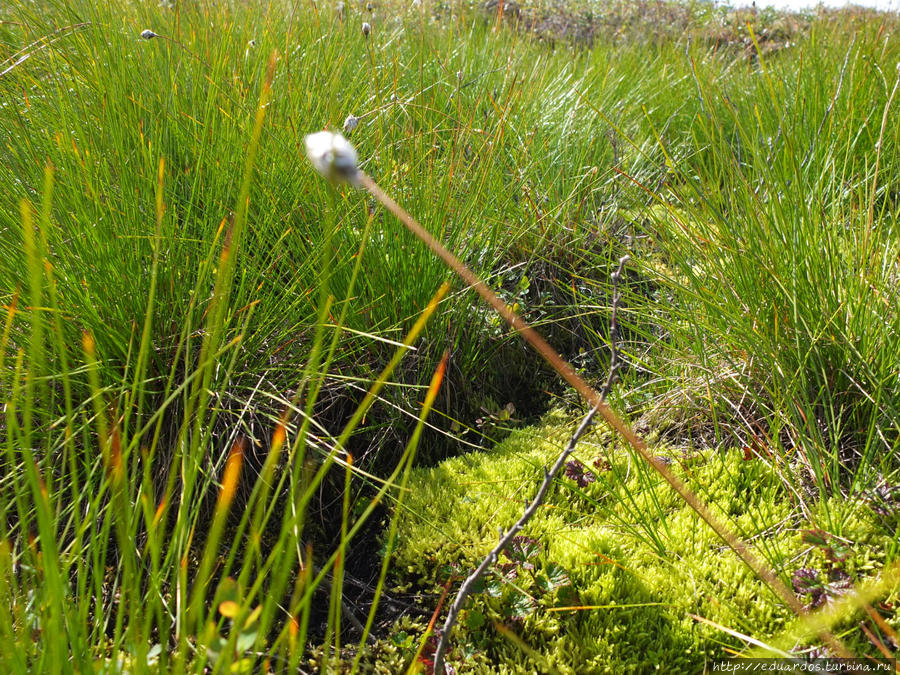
[140,29,159,40]
[304,131,359,185]
[362,21,371,37]
[343,114,360,133]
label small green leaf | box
[543,563,571,592]
[506,591,537,619]
[484,577,504,598]
[236,628,258,654]
[504,536,541,569]
[517,274,530,292]
[466,610,486,631]
[801,529,830,547]
[470,575,485,594]
[214,576,241,608]
[557,586,580,606]
[229,657,255,673]
[828,540,852,563]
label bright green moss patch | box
[382,413,898,673]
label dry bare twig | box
[430,254,630,672]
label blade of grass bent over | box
[302,131,849,668]
[357,171,812,608]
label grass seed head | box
[304,131,360,185]
[343,114,360,133]
[140,29,159,40]
[362,21,371,37]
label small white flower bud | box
[343,114,360,133]
[305,131,360,185]
[362,21,371,37]
[140,29,159,40]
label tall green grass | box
[0,0,666,462]
[640,18,900,524]
[1,0,899,670]
[2,160,451,671]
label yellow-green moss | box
[379,413,897,673]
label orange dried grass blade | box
[423,350,449,409]
[217,439,245,511]
[860,619,895,662]
[864,603,900,654]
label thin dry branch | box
[430,254,630,672]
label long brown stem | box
[355,171,849,668]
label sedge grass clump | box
[639,24,900,510]
[0,3,459,668]
[0,159,452,672]
[1,0,566,469]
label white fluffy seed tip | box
[343,114,360,133]
[304,131,360,185]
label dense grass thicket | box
[1,0,899,671]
